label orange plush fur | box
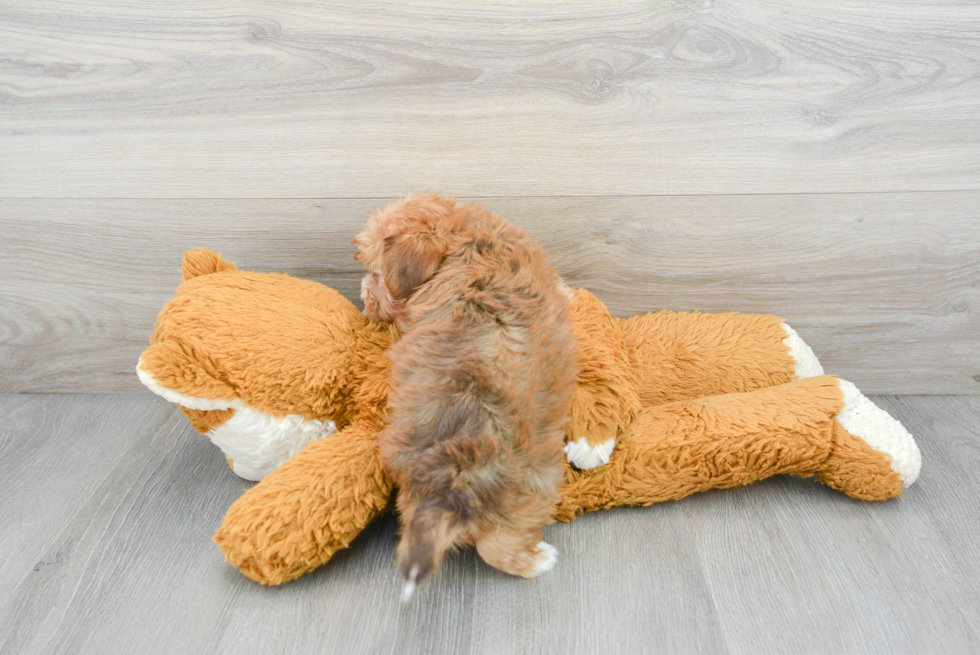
[138,249,920,586]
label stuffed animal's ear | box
[182,248,237,281]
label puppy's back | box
[378,202,578,592]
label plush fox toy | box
[138,249,921,585]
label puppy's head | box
[353,193,463,322]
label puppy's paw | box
[532,541,558,575]
[564,437,616,470]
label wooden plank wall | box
[1,1,979,394]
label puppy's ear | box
[358,192,464,299]
[381,231,450,299]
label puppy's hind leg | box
[475,526,558,579]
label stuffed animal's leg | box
[556,375,920,521]
[616,310,823,406]
[213,420,393,585]
[816,380,920,499]
[562,292,821,470]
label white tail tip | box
[400,565,419,604]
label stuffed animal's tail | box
[182,248,238,281]
[397,502,456,603]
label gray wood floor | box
[1,393,978,655]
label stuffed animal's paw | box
[836,379,921,486]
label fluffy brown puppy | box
[353,194,578,599]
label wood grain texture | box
[0,395,256,655]
[686,446,980,652]
[469,505,729,655]
[1,393,978,654]
[2,193,978,395]
[2,0,979,197]
[0,395,166,609]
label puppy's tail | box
[397,502,456,603]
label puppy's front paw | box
[564,437,616,470]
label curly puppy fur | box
[353,194,578,594]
